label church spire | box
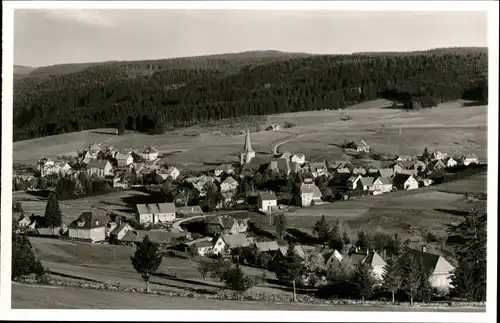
[243,128,254,153]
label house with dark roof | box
[109,223,133,241]
[267,158,291,176]
[392,174,419,190]
[356,177,375,191]
[176,205,204,217]
[87,159,113,178]
[205,215,249,235]
[68,211,110,242]
[141,146,159,161]
[405,247,455,292]
[121,229,186,247]
[378,168,395,178]
[278,245,306,259]
[347,175,363,190]
[220,176,239,192]
[426,159,446,178]
[257,191,278,212]
[136,203,176,223]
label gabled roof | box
[396,169,418,176]
[462,152,478,159]
[359,177,375,186]
[392,173,414,186]
[336,167,351,174]
[68,211,109,229]
[206,215,238,230]
[374,176,392,185]
[279,245,306,259]
[348,175,362,183]
[378,168,394,178]
[243,129,254,153]
[241,156,271,170]
[352,167,367,174]
[222,176,238,186]
[110,223,132,236]
[428,159,446,170]
[354,139,370,148]
[255,241,279,252]
[87,159,110,169]
[259,191,277,201]
[325,249,344,264]
[300,183,322,198]
[221,234,254,248]
[349,251,387,268]
[121,230,185,244]
[136,203,176,214]
[143,146,158,154]
[405,248,453,274]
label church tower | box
[240,128,256,165]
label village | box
[11,124,487,301]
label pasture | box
[13,100,488,169]
[13,190,149,224]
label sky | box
[14,9,488,67]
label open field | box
[13,190,149,224]
[13,99,487,168]
[12,283,485,311]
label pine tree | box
[44,192,62,228]
[399,253,420,305]
[313,215,330,243]
[222,263,256,299]
[275,212,287,243]
[12,233,46,280]
[421,147,431,162]
[327,220,344,251]
[356,230,372,249]
[272,244,305,302]
[131,235,163,293]
[382,259,401,303]
[350,262,375,302]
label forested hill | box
[13,48,488,141]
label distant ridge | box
[352,47,488,56]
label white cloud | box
[43,9,116,27]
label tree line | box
[14,51,487,141]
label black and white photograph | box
[1,1,498,321]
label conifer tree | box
[222,263,256,299]
[272,244,305,302]
[44,192,62,228]
[382,259,402,303]
[350,262,375,303]
[131,235,163,293]
[313,215,330,243]
[399,253,420,305]
[12,233,45,280]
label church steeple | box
[240,128,256,165]
[243,128,254,153]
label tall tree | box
[131,235,163,293]
[447,207,487,302]
[421,147,431,162]
[12,233,45,280]
[272,244,305,302]
[44,192,62,228]
[350,262,375,302]
[275,212,287,243]
[203,181,221,212]
[313,215,330,243]
[221,263,256,299]
[399,253,421,305]
[382,259,402,303]
[327,220,344,251]
[356,230,372,250]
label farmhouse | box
[265,123,282,131]
[371,177,393,194]
[377,168,395,178]
[205,215,249,235]
[180,237,214,256]
[53,161,73,177]
[431,151,446,161]
[68,211,109,243]
[87,159,113,178]
[461,153,479,166]
[220,234,255,250]
[426,159,446,178]
[353,139,370,153]
[141,146,159,161]
[443,156,458,168]
[324,249,344,270]
[299,179,323,207]
[357,177,375,191]
[405,247,455,292]
[115,151,134,167]
[240,129,256,165]
[267,158,291,176]
[279,152,292,160]
[278,245,306,259]
[109,223,133,241]
[347,175,363,190]
[392,174,419,190]
[347,249,387,282]
[220,176,239,192]
[215,164,235,177]
[291,154,306,165]
[136,203,176,223]
[308,162,328,178]
[257,191,278,212]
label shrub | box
[284,121,296,128]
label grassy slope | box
[12,283,485,311]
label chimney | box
[422,245,427,253]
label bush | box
[284,122,296,128]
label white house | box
[87,159,113,178]
[68,211,109,242]
[371,177,393,194]
[348,250,387,282]
[443,156,458,168]
[354,140,370,153]
[136,203,176,223]
[392,174,419,190]
[116,151,134,167]
[357,177,375,191]
[257,191,277,212]
[461,153,479,166]
[220,176,239,192]
[406,247,455,292]
[291,154,306,165]
[431,151,446,161]
[265,123,282,131]
[141,146,159,161]
[299,180,323,207]
[109,223,133,241]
